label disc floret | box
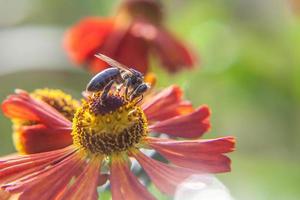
[72,92,148,156]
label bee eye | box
[130,69,143,77]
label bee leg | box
[127,86,136,97]
[124,78,132,101]
[130,83,149,102]
[100,80,114,103]
[135,95,144,105]
[116,84,122,94]
[129,84,141,102]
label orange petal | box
[87,22,150,73]
[113,25,149,74]
[110,157,156,200]
[146,136,235,173]
[0,189,10,200]
[58,157,102,200]
[2,149,79,195]
[132,150,198,195]
[0,147,75,189]
[63,17,114,64]
[149,106,210,138]
[142,85,194,122]
[127,20,196,72]
[151,27,197,73]
[0,146,74,174]
[14,124,72,154]
[2,91,71,128]
[15,154,85,200]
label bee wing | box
[95,53,131,72]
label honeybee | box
[86,54,150,103]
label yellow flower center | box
[72,92,148,156]
[32,88,79,121]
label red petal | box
[132,150,198,195]
[0,190,10,200]
[146,137,235,173]
[151,27,196,73]
[63,17,114,64]
[2,149,78,194]
[87,23,130,73]
[1,91,71,128]
[0,146,74,176]
[14,124,72,154]
[149,106,210,138]
[142,85,194,122]
[16,154,85,200]
[91,23,150,74]
[113,28,149,74]
[110,157,156,200]
[59,158,102,200]
[0,147,75,194]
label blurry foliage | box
[0,0,300,199]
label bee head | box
[130,83,150,101]
[130,69,143,79]
[128,68,144,85]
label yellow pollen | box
[32,88,80,121]
[72,93,148,156]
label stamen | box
[72,93,148,156]
[89,92,125,115]
[32,88,79,121]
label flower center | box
[32,89,79,121]
[72,92,148,156]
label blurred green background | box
[1,0,300,199]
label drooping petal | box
[132,150,199,195]
[142,85,182,111]
[1,148,84,200]
[124,18,196,73]
[13,124,73,154]
[110,157,156,200]
[15,154,85,200]
[142,85,194,122]
[0,146,73,173]
[150,27,196,73]
[59,157,102,200]
[90,22,150,74]
[0,147,74,185]
[146,136,235,173]
[111,25,149,74]
[149,106,210,138]
[63,17,114,64]
[1,90,71,128]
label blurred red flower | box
[64,0,197,74]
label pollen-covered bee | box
[86,54,150,103]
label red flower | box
[64,0,196,74]
[0,85,234,199]
[2,89,79,154]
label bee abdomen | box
[86,68,121,92]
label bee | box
[86,54,150,103]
